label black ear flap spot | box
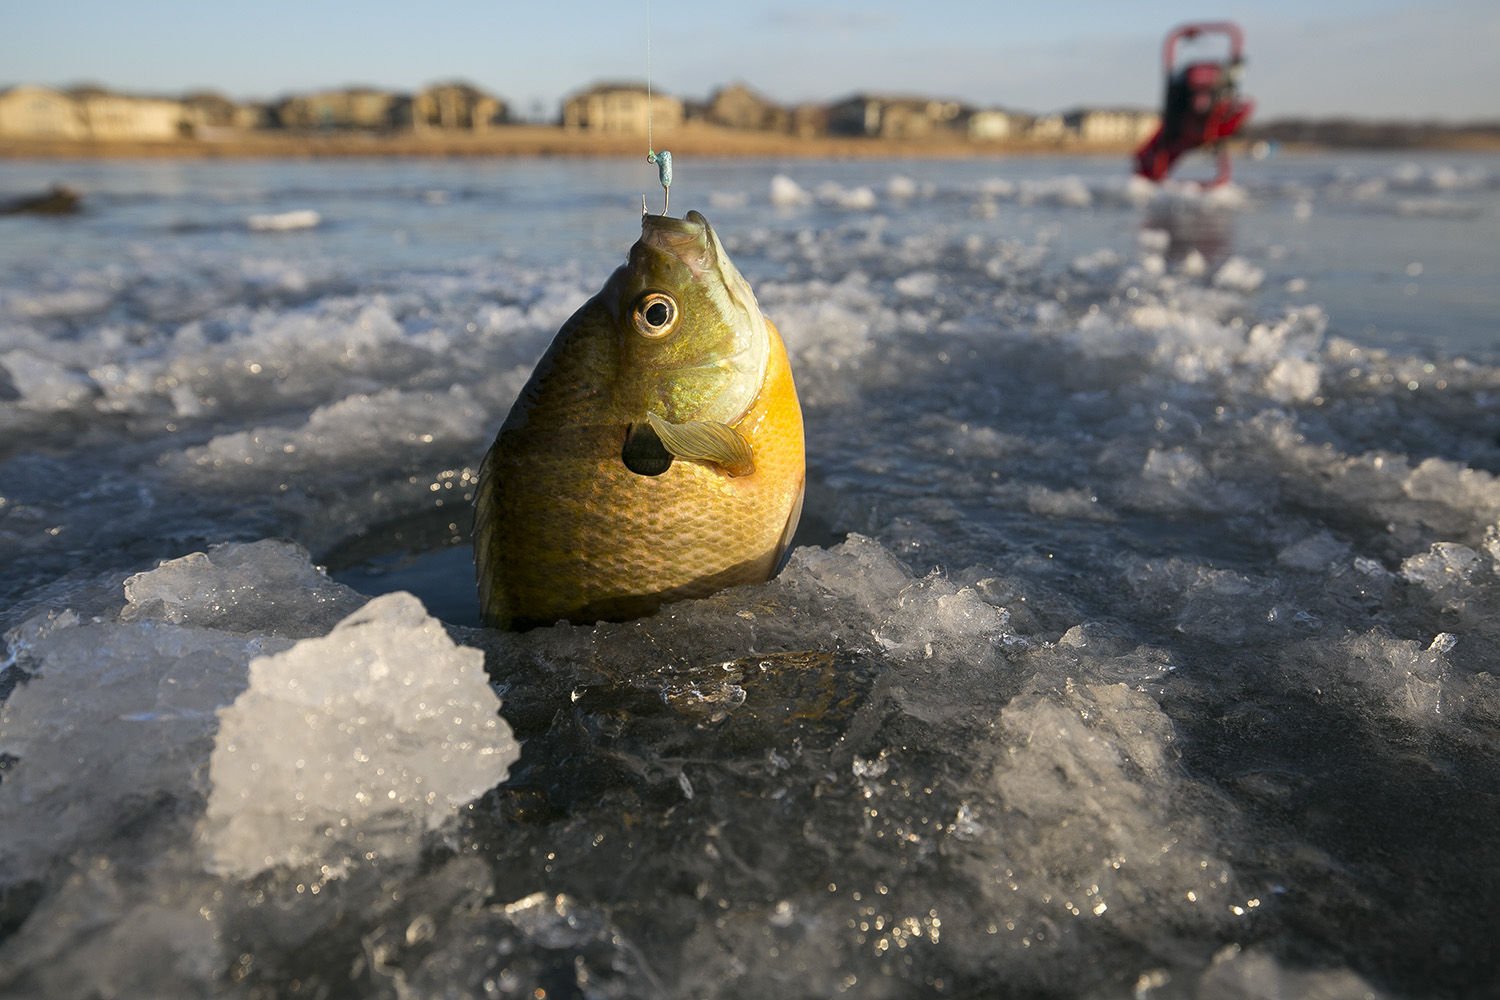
[622,422,674,476]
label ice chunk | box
[1245,308,1328,402]
[0,614,276,883]
[246,209,321,231]
[1329,630,1456,723]
[200,592,517,876]
[1018,176,1091,208]
[0,859,223,999]
[1025,484,1112,521]
[815,181,877,210]
[0,349,99,411]
[1123,174,1159,204]
[1071,248,1122,275]
[976,177,1017,199]
[893,271,940,299]
[1401,541,1488,621]
[983,680,1238,933]
[164,385,487,490]
[1199,182,1249,210]
[1390,162,1486,192]
[1179,248,1208,276]
[762,534,1016,672]
[1139,448,1215,508]
[1137,227,1171,252]
[753,272,887,396]
[1264,355,1322,403]
[1122,557,1276,644]
[1401,541,1485,591]
[1197,943,1388,999]
[0,548,345,890]
[1277,531,1354,572]
[1212,256,1265,292]
[123,539,365,636]
[768,174,812,207]
[760,537,1020,743]
[885,175,919,199]
[1403,457,1500,516]
[1244,306,1327,363]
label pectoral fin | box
[645,411,755,477]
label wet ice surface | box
[2,153,1499,998]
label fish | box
[473,210,805,629]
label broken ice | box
[202,590,517,876]
[4,153,1500,998]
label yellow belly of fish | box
[479,324,803,628]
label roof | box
[566,81,667,98]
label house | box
[413,82,507,131]
[1027,113,1068,142]
[704,83,789,132]
[1062,107,1160,145]
[562,82,683,134]
[790,103,829,138]
[0,85,85,139]
[275,87,407,131]
[235,102,276,130]
[827,94,968,140]
[70,87,184,140]
[181,91,242,137]
[0,84,185,140]
[967,108,1022,142]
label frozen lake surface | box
[2,151,1499,998]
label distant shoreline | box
[3,122,1497,161]
[0,123,1129,161]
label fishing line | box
[644,0,672,214]
[646,0,653,154]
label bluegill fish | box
[474,211,804,629]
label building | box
[1062,107,1161,145]
[413,82,507,131]
[704,83,789,132]
[0,85,85,139]
[275,87,408,131]
[1027,113,1068,142]
[0,85,184,141]
[967,108,1022,142]
[71,87,185,140]
[827,94,968,140]
[235,103,276,131]
[181,90,242,137]
[561,82,683,134]
[790,102,829,138]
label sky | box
[2,1,1496,122]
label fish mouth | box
[639,210,747,302]
[640,210,714,267]
[642,209,709,233]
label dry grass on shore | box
[0,121,1140,161]
[10,120,1488,164]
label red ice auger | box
[1133,21,1253,186]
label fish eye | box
[632,291,680,339]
